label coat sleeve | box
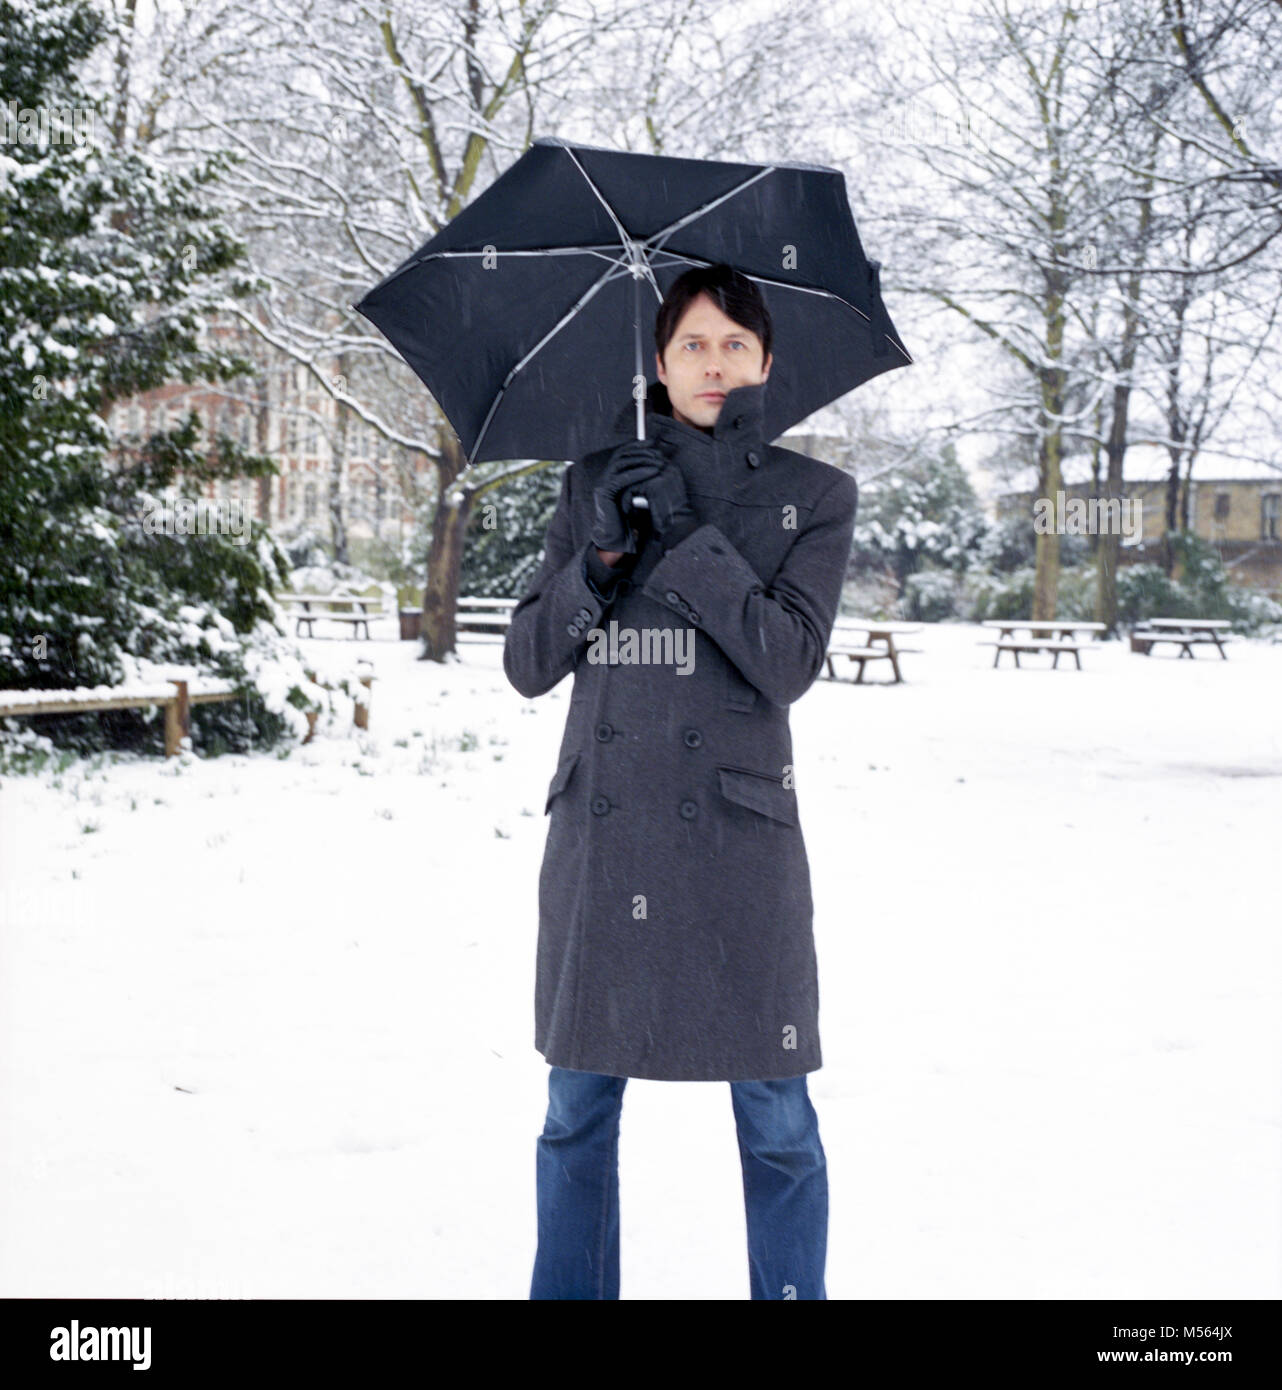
[502,462,631,699]
[638,469,859,707]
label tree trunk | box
[419,432,472,662]
[1162,281,1192,576]
[1032,427,1062,621]
[1096,385,1128,636]
[329,352,350,565]
[1097,133,1158,630]
[1032,346,1066,620]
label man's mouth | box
[697,391,725,401]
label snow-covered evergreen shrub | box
[1117,537,1282,632]
[965,567,1037,621]
[459,464,563,598]
[902,569,960,622]
[852,445,991,586]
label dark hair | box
[654,263,773,365]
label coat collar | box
[609,379,769,462]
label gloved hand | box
[636,457,699,549]
[591,439,668,554]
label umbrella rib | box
[559,146,637,255]
[744,270,915,363]
[412,245,628,262]
[358,245,630,303]
[468,258,637,464]
[559,147,666,306]
[644,168,778,254]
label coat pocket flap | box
[545,750,581,814]
[716,766,798,826]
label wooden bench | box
[1130,630,1218,657]
[825,621,922,684]
[1130,619,1232,659]
[1,667,375,755]
[0,678,243,756]
[283,592,388,640]
[457,596,517,636]
[824,642,924,683]
[979,638,1082,670]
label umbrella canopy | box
[353,136,912,465]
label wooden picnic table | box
[978,620,1105,670]
[1131,617,1232,659]
[981,619,1107,639]
[825,620,922,684]
[284,592,386,639]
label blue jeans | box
[530,1065,828,1299]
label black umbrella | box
[353,136,911,465]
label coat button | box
[595,722,613,742]
[683,728,703,748]
[566,622,580,636]
[746,450,760,467]
[732,415,745,430]
[577,607,592,622]
[592,796,611,816]
[665,590,681,605]
[679,799,698,819]
[688,609,701,624]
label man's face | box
[656,292,772,432]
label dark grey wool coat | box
[503,379,858,1081]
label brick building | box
[107,355,427,546]
[994,449,1282,600]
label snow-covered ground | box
[2,619,1279,1300]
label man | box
[503,263,859,1299]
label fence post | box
[354,674,372,731]
[164,680,190,757]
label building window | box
[1214,493,1230,521]
[303,481,318,520]
[1263,494,1281,541]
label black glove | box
[591,439,667,554]
[635,457,699,549]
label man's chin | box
[677,398,723,428]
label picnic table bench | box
[282,592,388,640]
[824,620,922,684]
[1129,618,1232,659]
[457,596,517,636]
[979,620,1106,670]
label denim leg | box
[730,1076,828,1300]
[530,1066,628,1299]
